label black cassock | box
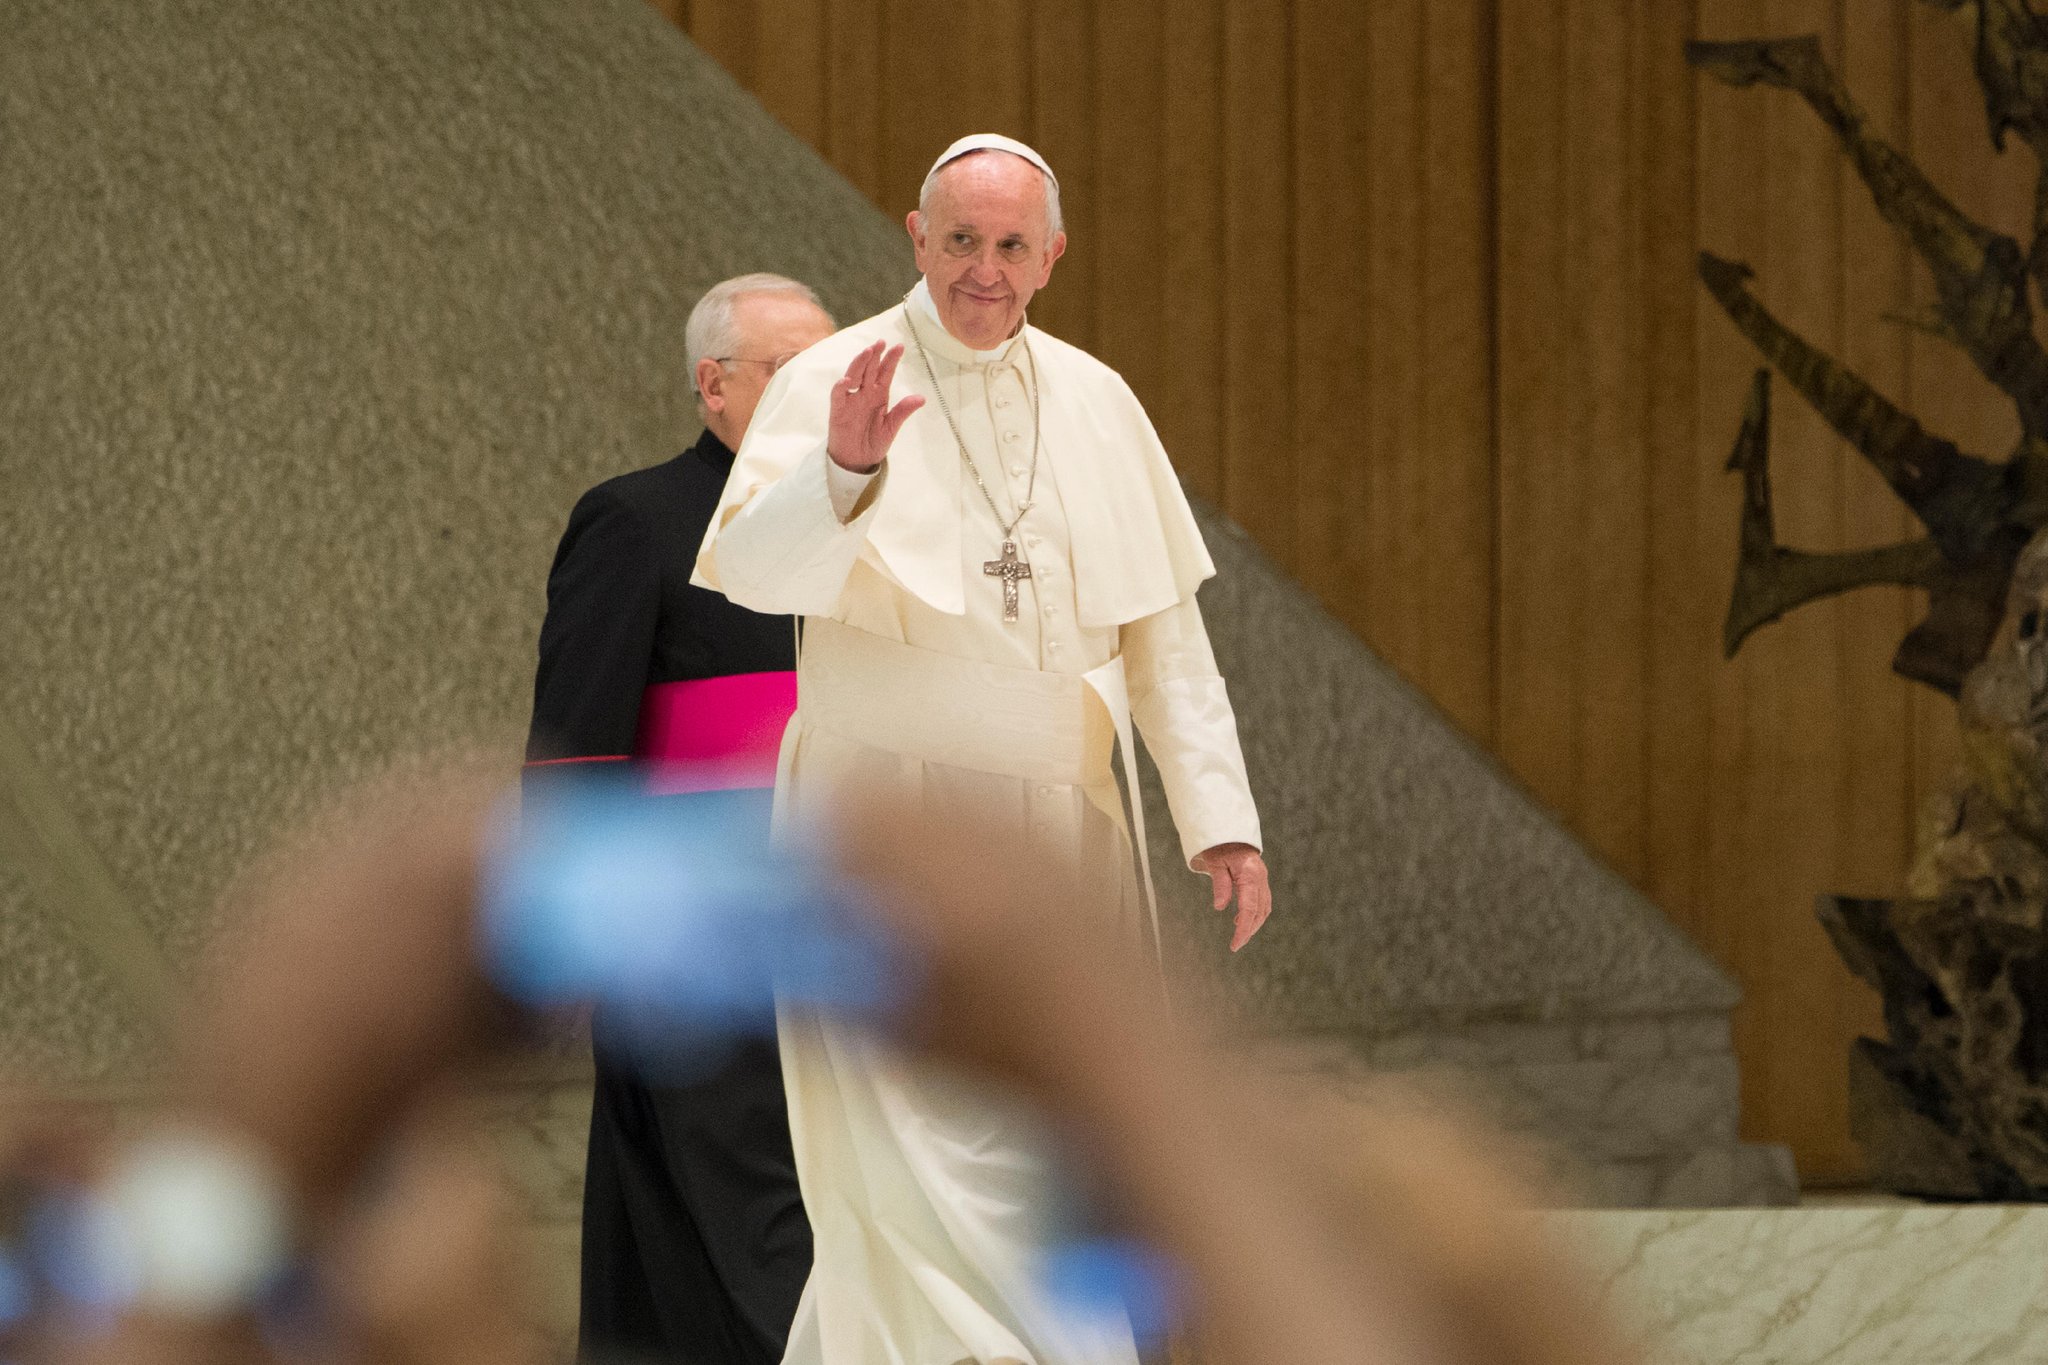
[526,428,810,1365]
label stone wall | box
[0,0,908,1083]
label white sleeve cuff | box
[824,456,883,524]
[708,444,882,615]
[1129,674,1263,867]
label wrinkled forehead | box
[927,151,1053,228]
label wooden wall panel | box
[1363,4,1427,650]
[1640,0,1710,945]
[685,1,827,144]
[1024,0,1097,354]
[1157,2,1226,504]
[1418,3,1500,743]
[1497,0,1582,826]
[1292,5,1371,616]
[880,3,1029,214]
[821,0,885,203]
[1090,1,1166,416]
[1570,0,1651,884]
[663,0,2035,1182]
[1220,3,1295,562]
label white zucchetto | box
[925,133,1059,192]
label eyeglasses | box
[715,354,799,375]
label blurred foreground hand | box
[24,759,1632,1365]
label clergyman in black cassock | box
[526,421,810,1364]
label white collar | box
[909,278,1022,365]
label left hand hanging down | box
[1191,842,1272,953]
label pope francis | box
[694,133,1271,1364]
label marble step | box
[521,1202,2035,1363]
[1554,1204,2048,1364]
[1246,1012,1795,1206]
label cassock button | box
[1003,431,1022,443]
[1047,640,1062,654]
[1009,466,1025,478]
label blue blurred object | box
[0,1248,29,1331]
[0,1188,321,1346]
[481,783,909,1034]
[0,1185,130,1345]
[27,1189,127,1325]
[253,1257,334,1361]
[1038,1236,1182,1345]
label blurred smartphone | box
[482,782,907,1038]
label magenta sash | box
[634,671,798,795]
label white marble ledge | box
[1549,1206,2048,1364]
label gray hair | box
[686,273,827,397]
[917,150,1064,239]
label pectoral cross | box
[983,539,1033,622]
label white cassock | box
[693,280,1261,1365]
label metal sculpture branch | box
[1719,369,1950,657]
[1690,4,2048,695]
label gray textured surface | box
[3,0,1732,1094]
[1146,516,1738,1034]
[0,859,153,1082]
[0,0,909,1080]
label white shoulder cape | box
[691,302,1214,628]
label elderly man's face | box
[908,153,1066,351]
[697,291,836,450]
